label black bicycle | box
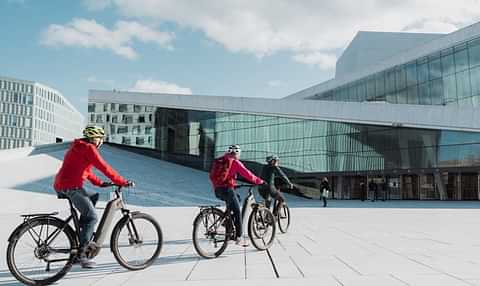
[192,184,276,258]
[266,196,291,234]
[6,183,163,286]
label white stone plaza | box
[1,145,480,285]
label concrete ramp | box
[0,144,218,207]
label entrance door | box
[461,173,479,200]
[402,175,419,199]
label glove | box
[125,180,135,188]
[289,183,294,189]
[100,182,113,188]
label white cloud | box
[130,79,192,94]
[87,0,480,70]
[40,18,174,60]
[292,52,337,70]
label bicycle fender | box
[109,211,142,252]
[8,216,72,242]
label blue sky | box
[1,0,479,116]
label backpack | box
[209,155,234,186]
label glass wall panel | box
[470,65,480,96]
[456,70,472,98]
[417,58,429,84]
[469,38,480,68]
[455,45,469,72]
[418,83,431,105]
[443,74,458,103]
[429,79,443,105]
[405,62,417,87]
[429,54,442,80]
[442,49,456,75]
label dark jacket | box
[260,165,292,187]
[320,181,330,192]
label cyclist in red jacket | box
[54,126,133,268]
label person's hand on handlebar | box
[125,180,135,188]
[289,183,294,189]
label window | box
[96,114,103,123]
[138,115,145,123]
[122,115,133,124]
[112,115,118,123]
[136,137,145,145]
[119,104,128,112]
[110,103,117,112]
[145,127,152,134]
[117,126,128,134]
[134,105,142,112]
[122,137,131,144]
[88,103,95,113]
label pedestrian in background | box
[320,177,330,207]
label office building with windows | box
[89,22,480,200]
[0,76,84,149]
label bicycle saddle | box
[56,192,69,200]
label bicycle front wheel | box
[248,207,276,251]
[192,208,229,259]
[7,217,76,286]
[277,203,291,233]
[111,212,163,270]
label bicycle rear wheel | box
[111,212,163,270]
[192,208,229,258]
[277,203,291,233]
[7,217,76,286]
[248,207,276,251]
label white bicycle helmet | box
[226,144,241,155]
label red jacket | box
[54,139,128,191]
[213,154,264,189]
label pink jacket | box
[215,154,264,189]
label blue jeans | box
[215,187,242,238]
[62,188,99,248]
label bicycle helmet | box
[83,126,105,138]
[266,155,279,163]
[226,144,241,155]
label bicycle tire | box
[248,207,276,251]
[111,212,163,270]
[192,208,229,259]
[7,216,76,286]
[277,203,291,233]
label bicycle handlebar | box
[235,184,257,189]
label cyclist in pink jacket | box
[211,145,264,246]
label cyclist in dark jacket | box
[259,155,293,214]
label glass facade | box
[313,37,480,106]
[90,103,480,174]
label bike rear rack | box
[20,212,59,218]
